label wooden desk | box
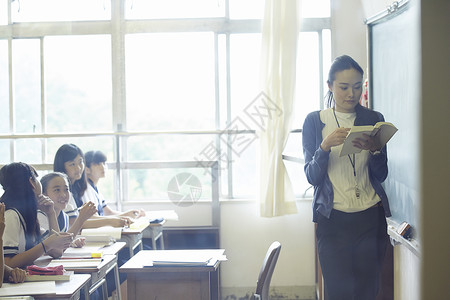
[120,249,224,300]
[36,242,126,300]
[34,274,91,300]
[142,220,166,250]
[120,223,149,257]
[0,274,90,300]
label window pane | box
[230,135,257,198]
[126,33,215,131]
[126,168,212,203]
[44,35,112,132]
[229,33,262,128]
[13,39,41,133]
[15,139,42,163]
[229,0,264,19]
[0,40,8,133]
[127,135,220,161]
[0,0,6,25]
[302,0,330,18]
[126,0,225,19]
[11,0,110,22]
[0,140,10,164]
[294,32,320,129]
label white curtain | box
[258,0,300,217]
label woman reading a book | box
[0,163,73,268]
[302,55,391,300]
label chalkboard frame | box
[366,0,421,253]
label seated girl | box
[39,172,97,247]
[0,162,73,268]
[53,144,131,228]
[0,202,27,285]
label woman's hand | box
[321,128,351,152]
[36,194,56,215]
[43,232,73,252]
[78,202,98,222]
[352,133,382,152]
[70,237,86,248]
[7,267,27,283]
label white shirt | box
[321,108,380,212]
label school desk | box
[119,222,149,257]
[119,249,225,300]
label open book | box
[339,121,398,157]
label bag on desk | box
[27,264,65,275]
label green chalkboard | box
[367,1,420,239]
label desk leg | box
[160,234,165,250]
[210,267,220,300]
[114,263,122,300]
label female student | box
[0,202,27,285]
[39,172,97,247]
[83,150,145,219]
[0,162,73,268]
[53,144,130,228]
[302,55,391,300]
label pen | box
[52,229,61,236]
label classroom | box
[0,0,448,299]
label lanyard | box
[332,107,360,198]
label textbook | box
[61,246,104,259]
[25,270,73,282]
[47,258,103,269]
[339,122,398,157]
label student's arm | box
[68,202,97,235]
[103,205,145,219]
[81,216,129,229]
[4,233,73,268]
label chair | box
[253,241,282,300]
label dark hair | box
[41,172,69,195]
[325,55,364,108]
[53,144,87,207]
[0,162,41,249]
[84,150,107,168]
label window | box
[0,0,330,203]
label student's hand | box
[8,267,27,283]
[0,203,5,237]
[70,237,86,248]
[107,217,130,228]
[36,194,56,215]
[44,232,73,252]
[78,202,97,222]
[353,133,382,152]
[123,209,145,219]
[321,128,351,152]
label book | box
[25,270,73,282]
[339,121,398,157]
[47,258,103,269]
[80,226,122,243]
[61,246,104,259]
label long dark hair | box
[53,144,87,208]
[325,55,364,108]
[0,162,41,249]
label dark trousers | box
[316,205,388,300]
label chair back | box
[254,241,282,300]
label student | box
[302,55,390,300]
[83,150,145,219]
[0,162,73,268]
[39,172,97,247]
[0,203,27,286]
[53,144,130,228]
